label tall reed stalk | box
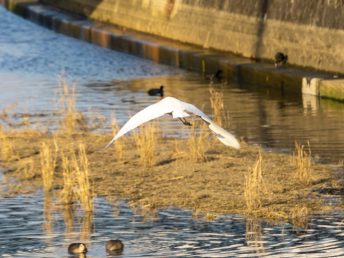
[209,87,224,126]
[59,143,93,212]
[40,140,58,192]
[244,152,264,211]
[59,79,86,134]
[188,121,208,162]
[133,123,158,167]
[74,143,94,212]
[294,142,312,185]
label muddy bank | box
[1,126,342,221]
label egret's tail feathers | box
[208,122,240,149]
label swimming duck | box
[68,243,88,254]
[105,239,124,254]
[274,52,288,68]
[148,85,164,97]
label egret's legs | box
[179,118,192,126]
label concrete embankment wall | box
[40,0,344,74]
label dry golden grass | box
[209,87,224,126]
[187,121,208,162]
[294,142,312,185]
[245,151,265,211]
[16,157,35,179]
[59,142,94,212]
[133,122,158,167]
[73,143,94,212]
[0,126,15,162]
[58,79,87,134]
[40,140,58,192]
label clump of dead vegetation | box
[244,151,265,211]
[209,87,224,126]
[294,142,313,185]
[58,79,87,134]
[40,140,58,192]
[133,122,159,168]
[188,120,208,162]
[0,125,15,163]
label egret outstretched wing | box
[106,96,240,149]
[208,122,240,149]
[178,100,240,149]
[106,101,172,148]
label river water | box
[1,5,344,257]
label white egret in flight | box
[106,97,240,149]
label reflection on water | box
[1,191,344,257]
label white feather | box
[106,96,240,149]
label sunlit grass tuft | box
[40,140,58,192]
[209,87,224,126]
[133,122,158,167]
[58,142,94,212]
[58,79,87,134]
[0,126,15,162]
[294,142,312,185]
[16,158,35,179]
[74,143,94,212]
[245,151,265,211]
[187,121,208,162]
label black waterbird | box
[148,85,164,97]
[274,52,288,67]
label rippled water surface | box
[1,190,344,258]
[1,5,344,257]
